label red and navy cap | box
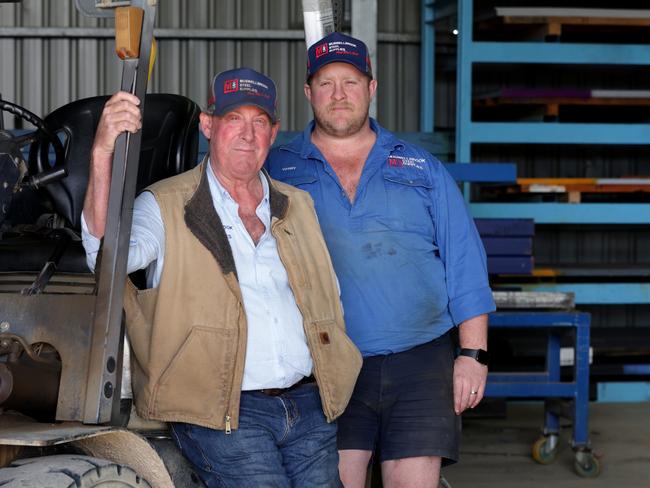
[306,32,373,81]
[207,67,278,122]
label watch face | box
[476,349,489,366]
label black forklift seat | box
[0,94,200,275]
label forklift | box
[0,0,205,485]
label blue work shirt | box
[266,119,495,356]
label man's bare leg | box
[339,449,373,488]
[381,456,442,488]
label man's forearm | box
[83,149,113,238]
[458,314,488,350]
[82,91,142,238]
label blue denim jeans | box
[170,383,342,488]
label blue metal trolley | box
[486,311,599,477]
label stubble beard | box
[313,105,370,138]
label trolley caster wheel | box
[574,450,600,478]
[532,435,558,465]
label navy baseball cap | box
[207,67,278,122]
[306,32,373,81]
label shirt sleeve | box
[433,163,496,325]
[81,191,165,281]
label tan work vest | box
[123,161,362,430]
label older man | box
[266,33,496,487]
[82,67,361,488]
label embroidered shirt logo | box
[387,155,426,170]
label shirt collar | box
[206,157,270,207]
[369,118,404,152]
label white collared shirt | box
[81,161,312,391]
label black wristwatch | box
[459,348,489,366]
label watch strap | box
[459,348,489,366]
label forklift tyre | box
[0,454,151,487]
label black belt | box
[254,375,315,397]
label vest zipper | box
[223,300,245,436]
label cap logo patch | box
[224,79,239,94]
[315,42,329,58]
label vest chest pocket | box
[275,224,310,289]
[153,326,237,420]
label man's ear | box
[270,122,280,146]
[304,82,312,103]
[199,112,213,139]
[369,79,378,100]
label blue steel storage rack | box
[487,311,599,476]
[419,0,650,304]
[454,0,650,225]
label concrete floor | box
[443,402,650,488]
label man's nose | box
[331,82,346,101]
[240,120,255,141]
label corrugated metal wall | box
[0,0,421,132]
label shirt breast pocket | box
[269,162,318,189]
[382,165,434,190]
[282,174,318,189]
[380,166,436,239]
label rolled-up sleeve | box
[434,165,496,325]
[81,191,165,285]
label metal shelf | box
[452,0,650,226]
[500,284,650,305]
[466,122,650,145]
[469,203,650,224]
[469,42,650,66]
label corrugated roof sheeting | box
[1,0,421,131]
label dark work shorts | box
[336,332,460,465]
